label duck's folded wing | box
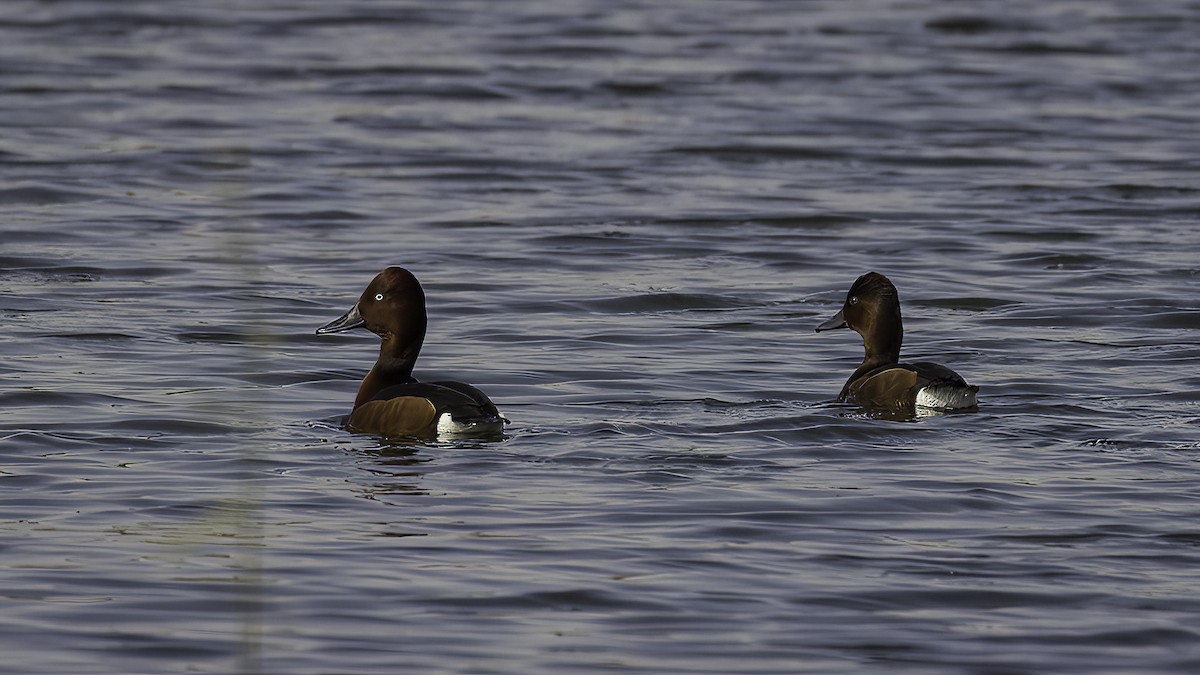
[424,379,499,415]
[908,361,972,389]
[425,381,506,423]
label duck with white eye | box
[317,266,507,438]
[816,272,978,411]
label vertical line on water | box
[212,147,265,675]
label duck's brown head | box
[816,271,903,363]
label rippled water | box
[3,1,1200,673]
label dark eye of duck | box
[374,293,384,301]
[849,296,858,306]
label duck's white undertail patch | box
[915,384,978,410]
[436,412,506,436]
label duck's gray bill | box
[316,303,365,334]
[815,309,847,333]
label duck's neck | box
[862,326,902,368]
[353,332,424,409]
[840,321,903,396]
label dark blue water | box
[3,1,1200,673]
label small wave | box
[582,293,745,314]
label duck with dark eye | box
[317,266,507,438]
[816,272,978,411]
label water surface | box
[3,1,1200,673]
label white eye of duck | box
[374,293,384,301]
